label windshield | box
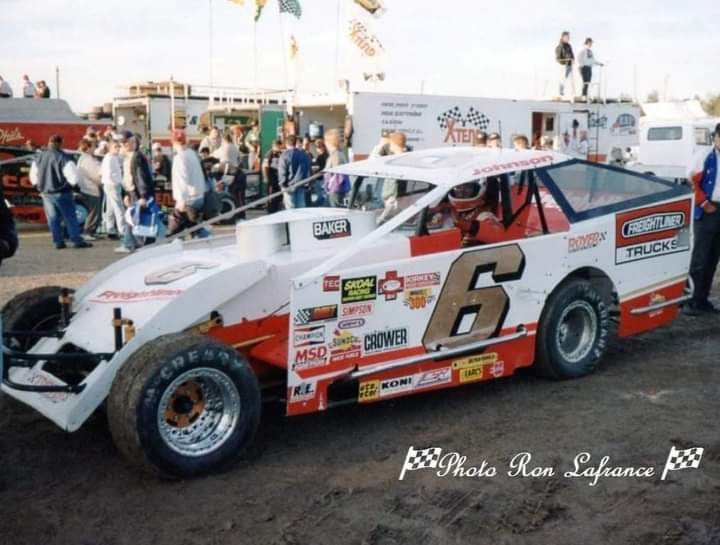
[539,161,686,221]
[348,176,434,229]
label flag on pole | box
[254,0,267,21]
[227,0,244,5]
[289,35,299,60]
[279,0,302,19]
[354,0,386,17]
[660,446,704,480]
[398,446,442,480]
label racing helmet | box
[448,181,487,212]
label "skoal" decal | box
[621,213,685,238]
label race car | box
[1,147,694,477]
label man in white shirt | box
[101,137,135,253]
[22,75,36,98]
[168,129,206,235]
[212,133,241,175]
[578,38,603,101]
[29,134,91,249]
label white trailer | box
[294,92,640,163]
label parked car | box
[1,147,693,477]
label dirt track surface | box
[1,230,719,545]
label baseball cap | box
[714,123,720,137]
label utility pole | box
[208,0,214,87]
[55,66,60,98]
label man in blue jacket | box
[686,124,720,315]
[278,134,311,209]
[29,134,91,249]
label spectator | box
[120,131,155,208]
[102,136,134,252]
[375,132,409,223]
[213,133,241,174]
[77,137,103,240]
[512,134,530,151]
[323,129,348,208]
[36,80,50,98]
[540,136,554,151]
[578,38,603,101]
[199,127,222,154]
[555,31,575,98]
[314,139,329,172]
[0,181,18,268]
[168,129,207,236]
[487,133,502,148]
[473,131,488,148]
[152,142,172,182]
[247,142,261,171]
[302,137,314,160]
[22,75,36,98]
[245,121,260,149]
[29,134,91,249]
[199,147,219,181]
[0,76,13,98]
[263,139,283,214]
[685,124,720,315]
[371,131,410,158]
[278,134,311,209]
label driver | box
[428,179,502,245]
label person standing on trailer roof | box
[21,75,36,98]
[685,124,720,316]
[578,38,603,101]
[0,75,13,98]
[555,32,575,99]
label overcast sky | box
[1,0,718,112]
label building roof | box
[0,98,89,123]
[329,146,571,187]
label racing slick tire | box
[107,333,261,478]
[1,286,69,351]
[534,279,609,380]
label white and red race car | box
[1,147,693,477]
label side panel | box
[286,235,569,416]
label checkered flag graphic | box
[294,308,311,325]
[661,446,704,480]
[279,0,302,18]
[436,106,490,130]
[398,446,443,480]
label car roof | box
[328,147,571,188]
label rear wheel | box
[107,333,261,478]
[1,286,68,351]
[218,192,237,225]
[535,279,609,379]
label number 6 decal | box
[423,245,525,350]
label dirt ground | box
[1,230,719,545]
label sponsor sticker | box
[294,305,338,325]
[323,275,340,292]
[403,288,436,310]
[338,318,365,329]
[615,236,689,264]
[378,271,405,301]
[621,213,685,239]
[415,368,451,388]
[341,276,377,304]
[363,327,408,354]
[313,218,351,240]
[459,365,484,383]
[341,302,375,317]
[358,368,451,403]
[290,382,316,402]
[293,325,325,347]
[453,354,500,383]
[329,330,362,363]
[405,272,441,289]
[90,289,182,303]
[358,380,380,402]
[489,361,505,378]
[292,346,329,371]
[568,232,607,253]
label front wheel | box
[107,333,261,478]
[534,279,609,379]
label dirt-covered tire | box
[107,333,261,478]
[534,279,609,380]
[1,286,69,351]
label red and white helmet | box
[449,181,487,212]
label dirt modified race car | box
[1,147,694,477]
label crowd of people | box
[0,74,52,99]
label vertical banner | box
[347,2,387,83]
